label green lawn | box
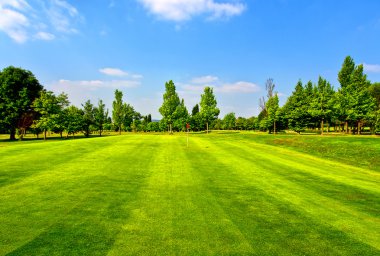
[0,133,379,255]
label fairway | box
[0,134,379,255]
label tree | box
[0,66,43,140]
[82,100,95,137]
[123,103,136,131]
[222,112,236,130]
[200,86,220,133]
[112,90,124,134]
[190,104,202,131]
[283,80,308,133]
[33,91,69,139]
[173,99,189,131]
[94,99,108,136]
[336,57,376,134]
[159,80,180,133]
[309,77,335,135]
[63,106,84,138]
[266,93,279,133]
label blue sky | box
[1,0,380,119]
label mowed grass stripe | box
[192,136,379,254]
[0,135,158,255]
[108,135,255,255]
[220,139,380,217]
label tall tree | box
[266,93,280,133]
[200,86,220,133]
[159,80,180,133]
[63,106,84,138]
[82,100,95,137]
[173,99,189,131]
[309,77,335,134]
[190,104,201,131]
[94,99,108,136]
[0,66,43,140]
[33,91,69,139]
[222,112,236,130]
[283,80,308,133]
[112,89,124,135]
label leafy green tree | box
[112,90,124,134]
[190,104,202,131]
[309,77,335,134]
[369,83,380,133]
[0,66,43,140]
[283,80,308,133]
[50,93,70,138]
[33,91,69,139]
[236,117,247,130]
[159,80,180,133]
[94,99,108,136]
[82,100,95,137]
[200,86,220,133]
[266,93,280,133]
[222,112,236,130]
[63,106,84,138]
[173,99,189,131]
[123,103,136,131]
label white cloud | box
[181,75,260,94]
[363,63,380,73]
[35,31,55,40]
[138,0,246,21]
[0,0,81,43]
[191,75,219,84]
[56,79,141,89]
[99,68,129,77]
[0,3,29,43]
[217,81,260,93]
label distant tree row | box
[1,56,379,140]
[159,80,220,133]
[205,56,380,135]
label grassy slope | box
[0,134,379,255]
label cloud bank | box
[138,0,246,21]
[0,0,81,43]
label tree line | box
[0,56,379,140]
[196,56,379,135]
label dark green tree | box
[222,112,236,130]
[33,91,69,139]
[63,106,84,138]
[82,100,95,137]
[0,66,43,140]
[112,89,124,134]
[159,80,181,133]
[200,86,220,133]
[94,99,108,136]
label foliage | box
[200,86,220,133]
[0,66,43,140]
[94,99,108,136]
[159,80,181,133]
[222,112,236,130]
[112,89,124,134]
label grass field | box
[0,133,379,255]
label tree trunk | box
[321,119,324,135]
[273,120,276,134]
[345,121,348,134]
[206,122,209,134]
[60,131,63,138]
[119,127,121,135]
[169,123,172,134]
[44,130,47,140]
[10,128,16,140]
[99,130,102,137]
[358,122,361,135]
